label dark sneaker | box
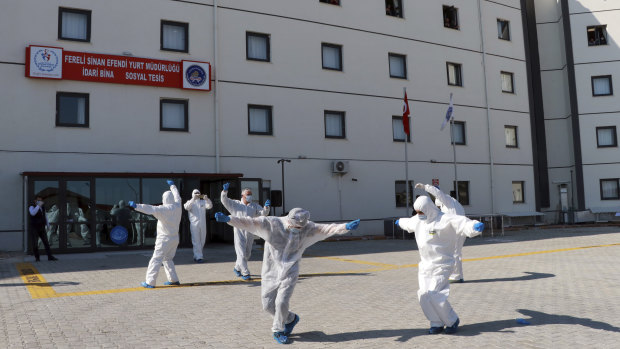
[273,331,289,344]
[48,256,58,261]
[284,314,300,336]
[428,326,444,334]
[164,281,180,286]
[195,258,204,264]
[445,318,460,334]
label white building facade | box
[1,0,541,253]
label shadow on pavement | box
[291,309,620,343]
[0,281,80,287]
[457,309,620,336]
[464,271,555,284]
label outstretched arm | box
[396,217,418,233]
[450,215,483,238]
[226,215,273,241]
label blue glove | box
[223,182,230,191]
[166,180,174,186]
[346,219,360,230]
[395,219,400,226]
[215,212,230,223]
[474,222,485,232]
[265,199,271,207]
[128,201,137,209]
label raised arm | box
[29,205,41,216]
[422,184,452,207]
[170,184,181,204]
[183,198,196,211]
[203,197,213,210]
[226,215,273,241]
[220,186,245,213]
[450,215,483,238]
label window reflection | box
[95,178,140,247]
[66,181,91,248]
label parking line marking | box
[15,242,620,299]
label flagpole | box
[403,87,410,217]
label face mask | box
[36,201,44,206]
[288,227,302,234]
[245,195,253,203]
[418,215,427,220]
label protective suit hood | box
[162,191,174,205]
[287,208,310,227]
[414,196,441,222]
[192,189,201,196]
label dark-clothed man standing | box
[28,196,58,262]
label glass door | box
[63,180,93,250]
[31,180,60,250]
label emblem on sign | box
[185,65,206,87]
[33,49,59,72]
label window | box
[324,111,346,139]
[592,75,613,96]
[389,53,407,79]
[160,99,188,131]
[497,19,510,40]
[447,62,462,86]
[451,181,469,205]
[161,20,188,52]
[248,105,273,135]
[601,179,620,200]
[392,116,411,142]
[58,7,91,42]
[395,180,414,207]
[451,121,466,145]
[596,126,618,148]
[322,43,342,71]
[512,181,525,203]
[505,125,518,148]
[501,71,514,93]
[56,92,89,127]
[386,0,403,18]
[246,32,270,62]
[320,0,340,5]
[587,25,608,46]
[443,5,459,29]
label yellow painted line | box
[15,242,620,299]
[309,255,399,268]
[15,263,57,299]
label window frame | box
[388,53,407,79]
[591,75,613,96]
[56,92,89,128]
[451,181,469,206]
[596,126,618,148]
[395,180,414,207]
[501,71,515,94]
[497,19,511,41]
[160,20,189,53]
[451,120,466,145]
[324,110,346,139]
[160,99,189,132]
[600,178,620,200]
[442,5,459,30]
[58,7,92,42]
[247,104,273,136]
[246,31,271,62]
[512,181,525,203]
[446,62,463,86]
[385,0,404,18]
[321,43,343,71]
[392,116,411,142]
[587,25,608,46]
[505,125,518,148]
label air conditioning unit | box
[332,160,349,174]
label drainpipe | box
[477,0,495,214]
[213,0,220,173]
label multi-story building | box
[532,0,620,222]
[1,0,579,253]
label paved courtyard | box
[1,226,620,348]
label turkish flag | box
[402,91,410,135]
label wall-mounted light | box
[352,178,358,182]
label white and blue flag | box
[440,93,454,131]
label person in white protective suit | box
[129,180,182,288]
[184,189,213,263]
[416,183,467,283]
[396,196,484,334]
[220,183,270,280]
[214,208,360,345]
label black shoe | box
[48,256,58,261]
[445,318,460,334]
[428,326,444,334]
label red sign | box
[432,178,440,186]
[26,46,210,91]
